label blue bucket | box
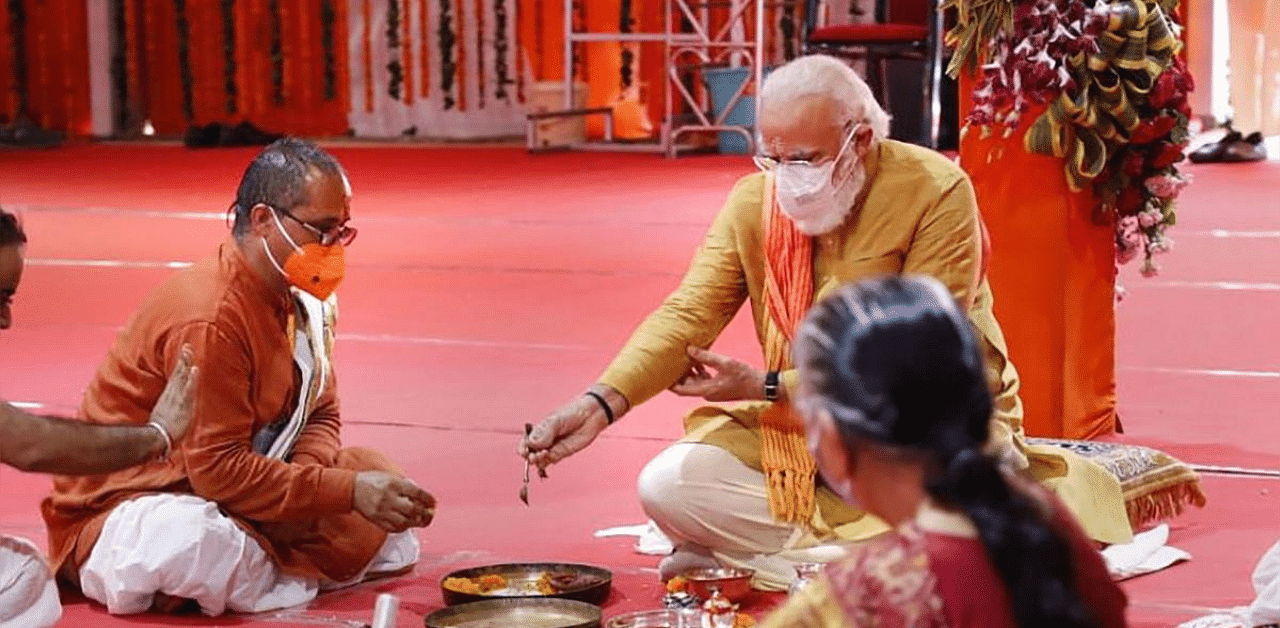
[702,66,771,155]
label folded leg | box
[79,494,318,616]
[638,443,855,590]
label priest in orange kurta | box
[42,139,436,617]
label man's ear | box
[249,203,275,238]
[852,124,875,159]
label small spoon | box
[519,423,533,506]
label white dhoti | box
[79,494,419,616]
[638,443,860,591]
[0,534,61,628]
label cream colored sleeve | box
[597,176,757,407]
[900,174,982,310]
[780,368,800,400]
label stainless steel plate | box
[606,609,691,627]
[440,562,612,606]
[424,598,601,628]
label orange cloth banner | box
[142,0,349,136]
[959,74,1118,440]
[0,0,92,134]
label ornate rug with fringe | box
[1029,438,1208,530]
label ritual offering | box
[441,563,612,606]
[702,588,737,628]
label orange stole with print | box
[759,173,819,524]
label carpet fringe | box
[1126,479,1208,530]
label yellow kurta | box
[599,140,1133,545]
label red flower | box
[1150,57,1193,109]
[1025,63,1058,95]
[1180,56,1197,94]
[1150,142,1185,169]
[1116,186,1146,216]
[1130,115,1178,145]
[1122,151,1146,177]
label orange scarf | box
[760,173,819,523]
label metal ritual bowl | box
[680,567,755,603]
[424,598,601,628]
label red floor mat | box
[0,145,1276,626]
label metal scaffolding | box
[663,0,765,157]
[524,0,767,157]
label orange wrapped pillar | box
[959,75,1118,440]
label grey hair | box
[760,54,892,140]
[231,137,347,238]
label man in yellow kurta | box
[521,54,1132,590]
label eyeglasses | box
[753,154,817,171]
[273,206,357,246]
[753,123,865,172]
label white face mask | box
[773,129,866,236]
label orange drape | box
[959,75,1118,440]
[122,0,349,136]
[0,0,91,134]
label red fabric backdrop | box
[0,0,92,134]
[118,0,351,135]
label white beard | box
[788,163,868,236]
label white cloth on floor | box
[637,443,854,591]
[80,493,419,616]
[1247,539,1280,626]
[0,534,61,628]
[594,522,675,556]
[1101,523,1191,580]
[1177,612,1250,628]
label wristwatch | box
[764,371,780,402]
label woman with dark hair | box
[0,208,196,628]
[760,275,1127,628]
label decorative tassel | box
[1125,481,1207,530]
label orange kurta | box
[958,76,1118,440]
[42,238,390,585]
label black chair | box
[803,0,946,148]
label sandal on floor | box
[1188,130,1243,163]
[1221,133,1267,163]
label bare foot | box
[152,592,199,614]
[658,546,720,581]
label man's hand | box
[353,471,437,533]
[669,346,766,402]
[520,396,611,469]
[147,344,198,446]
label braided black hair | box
[793,275,1101,628]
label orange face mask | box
[264,210,346,300]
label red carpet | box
[0,144,1276,626]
